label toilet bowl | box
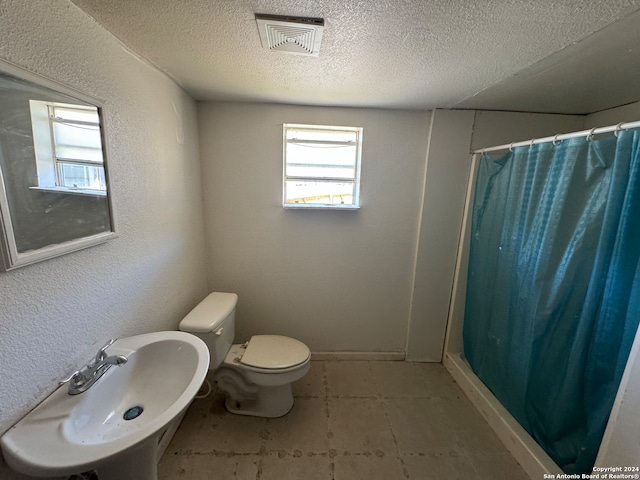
[215,336,310,417]
[179,292,310,418]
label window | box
[29,100,106,194]
[283,124,362,209]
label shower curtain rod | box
[472,119,640,154]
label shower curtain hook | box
[530,139,535,147]
[509,142,514,152]
[552,134,561,146]
[614,123,624,137]
[587,128,597,142]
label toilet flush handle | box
[215,327,224,336]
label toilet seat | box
[240,335,310,370]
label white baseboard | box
[311,351,406,361]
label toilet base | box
[223,384,294,418]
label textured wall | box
[198,102,429,353]
[0,0,208,455]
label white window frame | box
[283,123,363,210]
[29,100,106,196]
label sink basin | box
[1,331,209,480]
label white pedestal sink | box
[1,331,209,480]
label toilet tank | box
[179,292,237,369]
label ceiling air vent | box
[255,14,324,57]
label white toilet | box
[179,292,311,418]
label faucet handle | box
[95,339,116,363]
[60,370,81,385]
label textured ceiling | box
[71,0,640,114]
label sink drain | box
[123,406,143,421]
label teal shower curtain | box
[463,130,640,473]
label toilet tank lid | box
[180,292,238,333]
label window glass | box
[60,163,106,189]
[283,124,362,209]
[52,122,102,151]
[284,181,355,205]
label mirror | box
[0,60,115,270]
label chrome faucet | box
[60,339,128,395]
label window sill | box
[29,186,107,197]
[283,203,360,210]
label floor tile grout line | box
[320,362,336,480]
[170,449,497,458]
[379,396,411,479]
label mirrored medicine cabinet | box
[0,60,116,270]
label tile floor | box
[158,361,530,480]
